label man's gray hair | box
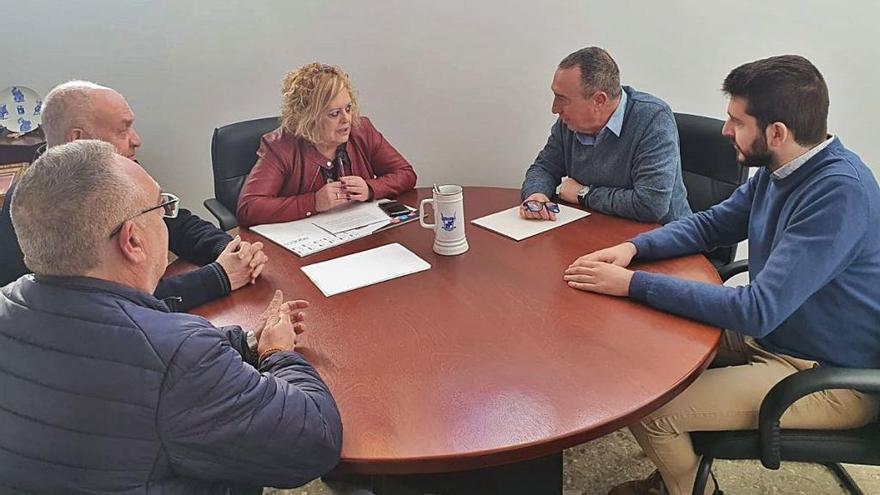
[11,140,137,276]
[41,80,110,147]
[558,47,622,99]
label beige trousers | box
[629,331,879,495]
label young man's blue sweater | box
[629,138,880,368]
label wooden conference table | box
[177,187,722,494]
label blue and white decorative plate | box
[0,86,43,133]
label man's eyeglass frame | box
[110,192,180,238]
[521,200,560,214]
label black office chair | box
[204,116,280,230]
[674,113,749,269]
[690,263,880,495]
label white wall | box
[5,0,879,222]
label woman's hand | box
[339,175,372,202]
[315,181,350,212]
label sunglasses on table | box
[521,200,560,214]
[109,192,180,237]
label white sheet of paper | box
[471,204,590,241]
[251,220,332,248]
[310,201,392,234]
[250,213,390,257]
[300,243,431,297]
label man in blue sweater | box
[521,47,690,224]
[565,55,880,495]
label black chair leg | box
[693,456,714,495]
[826,463,864,495]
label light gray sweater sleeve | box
[521,120,566,200]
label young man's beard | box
[733,134,774,168]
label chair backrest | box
[674,112,749,266]
[210,116,280,214]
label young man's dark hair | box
[722,54,829,146]
[577,55,880,495]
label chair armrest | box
[758,366,880,469]
[716,259,749,282]
[204,198,239,231]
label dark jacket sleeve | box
[0,184,28,286]
[216,324,258,367]
[361,117,417,200]
[157,326,342,488]
[155,263,231,312]
[165,208,232,265]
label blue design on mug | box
[34,100,42,115]
[441,213,456,231]
[0,104,8,119]
[11,87,24,103]
[18,117,32,132]
[16,105,25,115]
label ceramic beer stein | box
[419,185,469,256]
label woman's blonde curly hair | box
[280,63,360,145]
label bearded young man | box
[564,55,880,495]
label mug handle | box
[419,198,435,229]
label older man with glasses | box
[0,80,267,311]
[0,140,342,492]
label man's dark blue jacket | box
[0,182,233,311]
[0,275,342,493]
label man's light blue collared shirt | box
[575,89,627,146]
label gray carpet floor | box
[269,428,879,494]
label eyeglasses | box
[110,192,179,237]
[521,200,560,214]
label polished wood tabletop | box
[179,187,721,475]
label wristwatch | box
[245,330,258,353]
[577,185,591,204]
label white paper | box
[251,220,330,248]
[250,214,390,257]
[310,201,392,234]
[301,243,431,297]
[471,204,590,241]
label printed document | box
[310,202,391,234]
[250,202,392,257]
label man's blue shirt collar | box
[575,88,627,146]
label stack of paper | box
[310,202,391,234]
[250,202,392,257]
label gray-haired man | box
[0,81,266,310]
[0,140,342,492]
[521,47,691,224]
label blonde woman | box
[236,63,417,227]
